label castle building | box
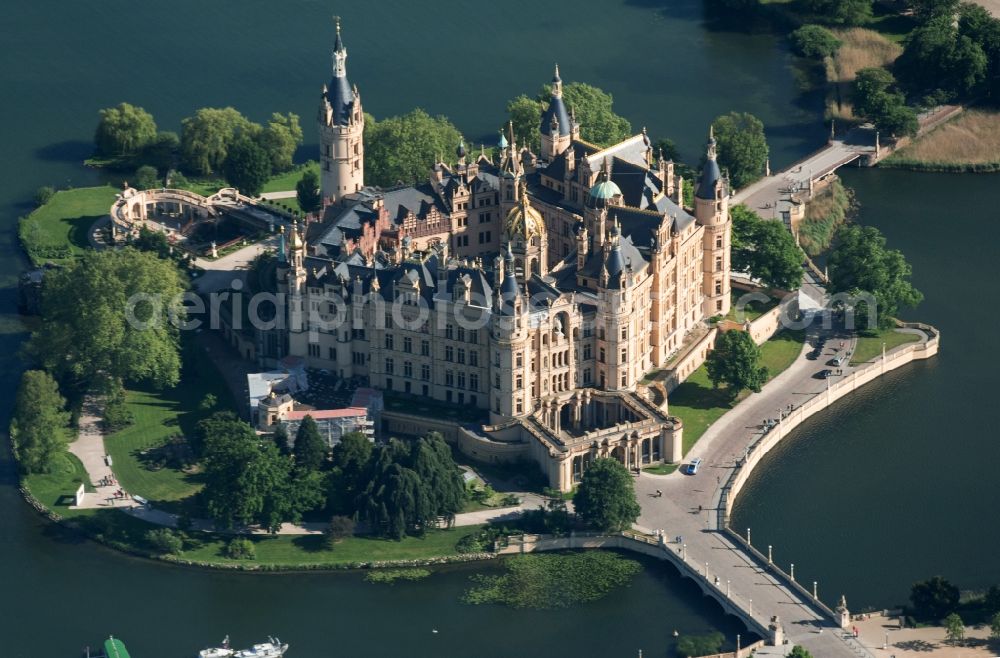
[263,24,731,490]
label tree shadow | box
[35,140,94,164]
[291,534,326,553]
[895,639,936,652]
[669,381,736,410]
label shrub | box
[791,25,842,59]
[364,568,431,584]
[102,388,134,432]
[323,515,356,549]
[134,164,160,191]
[676,632,725,658]
[34,186,55,208]
[225,537,257,560]
[145,528,183,555]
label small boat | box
[199,636,288,658]
[85,636,131,658]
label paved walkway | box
[260,190,296,200]
[855,613,997,658]
[67,396,133,510]
[192,234,280,294]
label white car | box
[686,458,703,475]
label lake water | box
[0,0,994,653]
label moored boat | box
[199,636,288,658]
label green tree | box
[989,610,1000,641]
[802,0,873,25]
[364,109,463,187]
[180,107,257,176]
[144,528,183,555]
[259,112,303,173]
[897,16,988,100]
[573,458,641,532]
[10,370,71,474]
[296,169,322,213]
[28,249,186,389]
[907,0,960,24]
[852,67,900,118]
[328,431,374,514]
[140,131,180,172]
[225,537,256,559]
[271,423,290,455]
[95,103,157,157]
[944,612,965,644]
[985,585,1000,614]
[731,205,803,290]
[33,186,54,207]
[788,647,814,658]
[323,515,356,548]
[200,417,298,532]
[356,433,464,539]
[539,82,632,147]
[827,225,923,330]
[134,165,160,191]
[877,103,919,139]
[294,415,327,472]
[505,95,544,151]
[711,112,769,189]
[790,25,843,59]
[706,330,768,397]
[676,632,725,658]
[909,576,960,621]
[223,136,272,196]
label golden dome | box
[503,183,544,241]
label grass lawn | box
[104,340,235,504]
[850,329,920,365]
[178,525,481,567]
[262,162,318,194]
[825,28,902,123]
[727,289,778,322]
[18,186,118,265]
[884,109,1000,170]
[174,178,227,197]
[643,463,679,475]
[669,329,805,456]
[23,452,95,512]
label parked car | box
[814,369,833,379]
[686,457,703,475]
[828,355,846,367]
[807,348,822,360]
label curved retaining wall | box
[721,323,940,523]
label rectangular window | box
[599,348,606,363]
[457,327,465,342]
[328,347,336,360]
[403,336,412,353]
[583,344,592,360]
[457,372,466,389]
[421,364,430,381]
[385,358,394,374]
[515,353,523,368]
[469,330,478,345]
[385,335,394,350]
[404,361,413,378]
[445,324,454,339]
[457,349,465,365]
[469,350,478,367]
[470,373,479,391]
[445,370,454,387]
[421,340,430,356]
[445,346,454,362]
[515,375,523,390]
[621,327,628,339]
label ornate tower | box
[694,128,732,317]
[318,19,365,204]
[502,181,547,278]
[287,220,309,358]
[539,65,577,161]
[490,246,532,422]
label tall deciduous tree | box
[711,112,769,189]
[200,416,299,532]
[259,112,303,173]
[364,109,463,187]
[10,370,71,474]
[294,415,327,472]
[223,136,272,196]
[706,330,768,397]
[296,169,322,213]
[539,82,632,147]
[910,576,959,621]
[827,225,923,330]
[180,107,257,176]
[731,205,803,290]
[328,431,373,514]
[788,647,814,658]
[790,25,842,59]
[573,458,641,532]
[28,249,186,390]
[505,95,544,152]
[356,433,464,539]
[95,103,157,157]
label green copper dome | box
[587,179,622,207]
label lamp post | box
[746,527,751,545]
[791,563,795,581]
[768,545,773,565]
[813,581,818,600]
[736,634,741,658]
[727,579,731,598]
[682,543,687,561]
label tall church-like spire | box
[319,18,365,203]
